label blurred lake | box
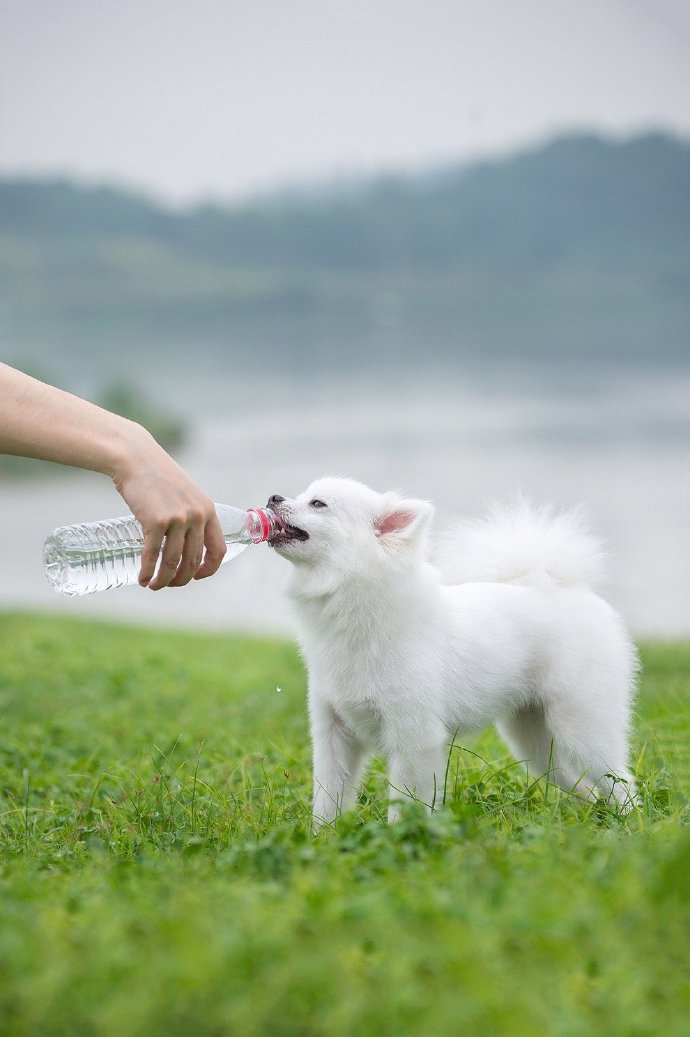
[1,359,688,639]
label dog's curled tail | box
[437,499,607,590]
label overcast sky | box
[1,0,689,203]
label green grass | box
[0,613,689,1036]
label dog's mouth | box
[268,521,309,546]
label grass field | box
[0,612,688,1036]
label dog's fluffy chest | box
[294,574,448,748]
[301,615,442,749]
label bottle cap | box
[246,507,273,543]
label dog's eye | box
[310,499,328,509]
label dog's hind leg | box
[497,705,599,803]
[540,631,638,812]
[502,701,637,812]
[545,710,637,813]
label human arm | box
[0,363,226,588]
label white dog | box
[267,478,638,827]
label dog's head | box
[267,477,434,595]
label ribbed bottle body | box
[43,516,154,596]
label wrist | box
[106,419,158,486]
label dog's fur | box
[268,478,638,827]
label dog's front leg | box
[387,740,448,823]
[310,697,366,831]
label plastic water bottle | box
[42,505,281,596]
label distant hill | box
[1,132,688,372]
[2,132,689,273]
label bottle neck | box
[246,507,280,543]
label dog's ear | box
[374,497,434,544]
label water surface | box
[1,364,688,637]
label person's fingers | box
[138,524,166,586]
[194,514,227,580]
[168,523,205,587]
[147,523,187,590]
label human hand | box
[0,366,227,589]
[112,426,227,589]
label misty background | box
[1,1,689,636]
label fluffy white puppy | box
[267,478,638,827]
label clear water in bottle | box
[43,505,280,596]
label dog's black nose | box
[268,495,285,508]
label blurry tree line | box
[0,131,688,385]
[1,133,687,273]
